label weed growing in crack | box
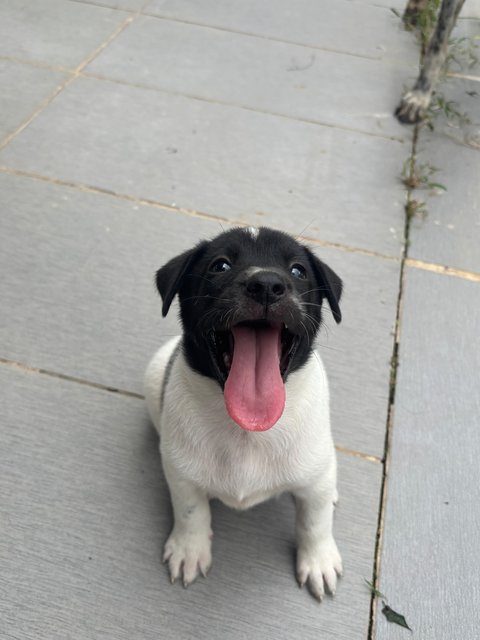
[401,159,447,191]
[406,198,428,221]
[401,158,445,222]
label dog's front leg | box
[162,460,212,586]
[293,481,342,601]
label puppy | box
[144,227,343,601]
[396,0,465,123]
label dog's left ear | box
[156,241,208,317]
[305,249,343,324]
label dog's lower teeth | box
[223,353,231,369]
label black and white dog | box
[144,227,343,601]
[396,0,465,123]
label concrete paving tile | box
[73,0,147,9]
[0,60,67,142]
[87,16,413,139]
[0,76,407,257]
[408,76,480,273]
[365,0,405,6]
[461,1,480,18]
[144,0,418,63]
[356,0,404,6]
[0,173,398,456]
[375,267,480,639]
[456,15,480,41]
[318,247,399,458]
[0,365,382,639]
[0,0,128,68]
[0,172,217,394]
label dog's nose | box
[245,271,287,305]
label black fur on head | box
[156,227,342,387]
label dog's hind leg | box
[396,0,466,124]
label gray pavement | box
[0,1,479,639]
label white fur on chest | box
[144,337,335,510]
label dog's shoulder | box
[144,336,182,432]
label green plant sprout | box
[401,159,447,191]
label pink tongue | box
[224,325,285,431]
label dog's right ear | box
[156,242,208,317]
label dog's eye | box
[210,259,232,273]
[290,264,307,279]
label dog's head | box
[156,227,342,432]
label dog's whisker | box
[306,318,322,339]
[220,309,231,326]
[299,320,312,347]
[299,301,324,309]
[315,342,343,353]
[189,273,214,283]
[288,309,296,328]
[197,308,224,329]
[299,286,334,296]
[321,322,331,340]
[293,220,316,242]
[300,311,315,331]
[303,313,319,334]
[301,302,338,320]
[181,295,232,304]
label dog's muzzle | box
[208,270,301,432]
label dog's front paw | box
[296,537,343,601]
[395,90,431,124]
[163,529,212,586]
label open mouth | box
[208,321,299,432]
[209,321,298,381]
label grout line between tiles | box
[367,216,406,638]
[0,54,74,74]
[0,357,144,400]
[68,0,148,14]
[0,355,380,464]
[334,445,382,464]
[139,13,384,62]
[3,164,477,283]
[405,258,480,282]
[0,38,406,143]
[0,11,139,151]
[446,71,480,82]
[0,53,404,143]
[81,70,407,142]
[71,0,399,59]
[0,82,70,151]
[367,94,422,640]
[0,164,401,261]
[0,44,407,144]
